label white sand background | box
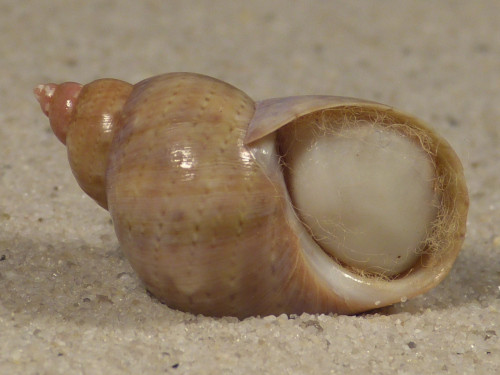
[0,1,499,373]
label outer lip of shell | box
[247,94,468,313]
[244,96,388,144]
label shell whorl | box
[105,73,341,317]
[66,79,133,208]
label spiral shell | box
[35,72,468,318]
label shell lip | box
[244,95,390,144]
[246,94,469,314]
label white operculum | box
[284,120,439,276]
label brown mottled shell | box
[36,72,468,318]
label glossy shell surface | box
[35,72,469,318]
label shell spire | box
[34,82,83,144]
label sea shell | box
[34,72,468,318]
